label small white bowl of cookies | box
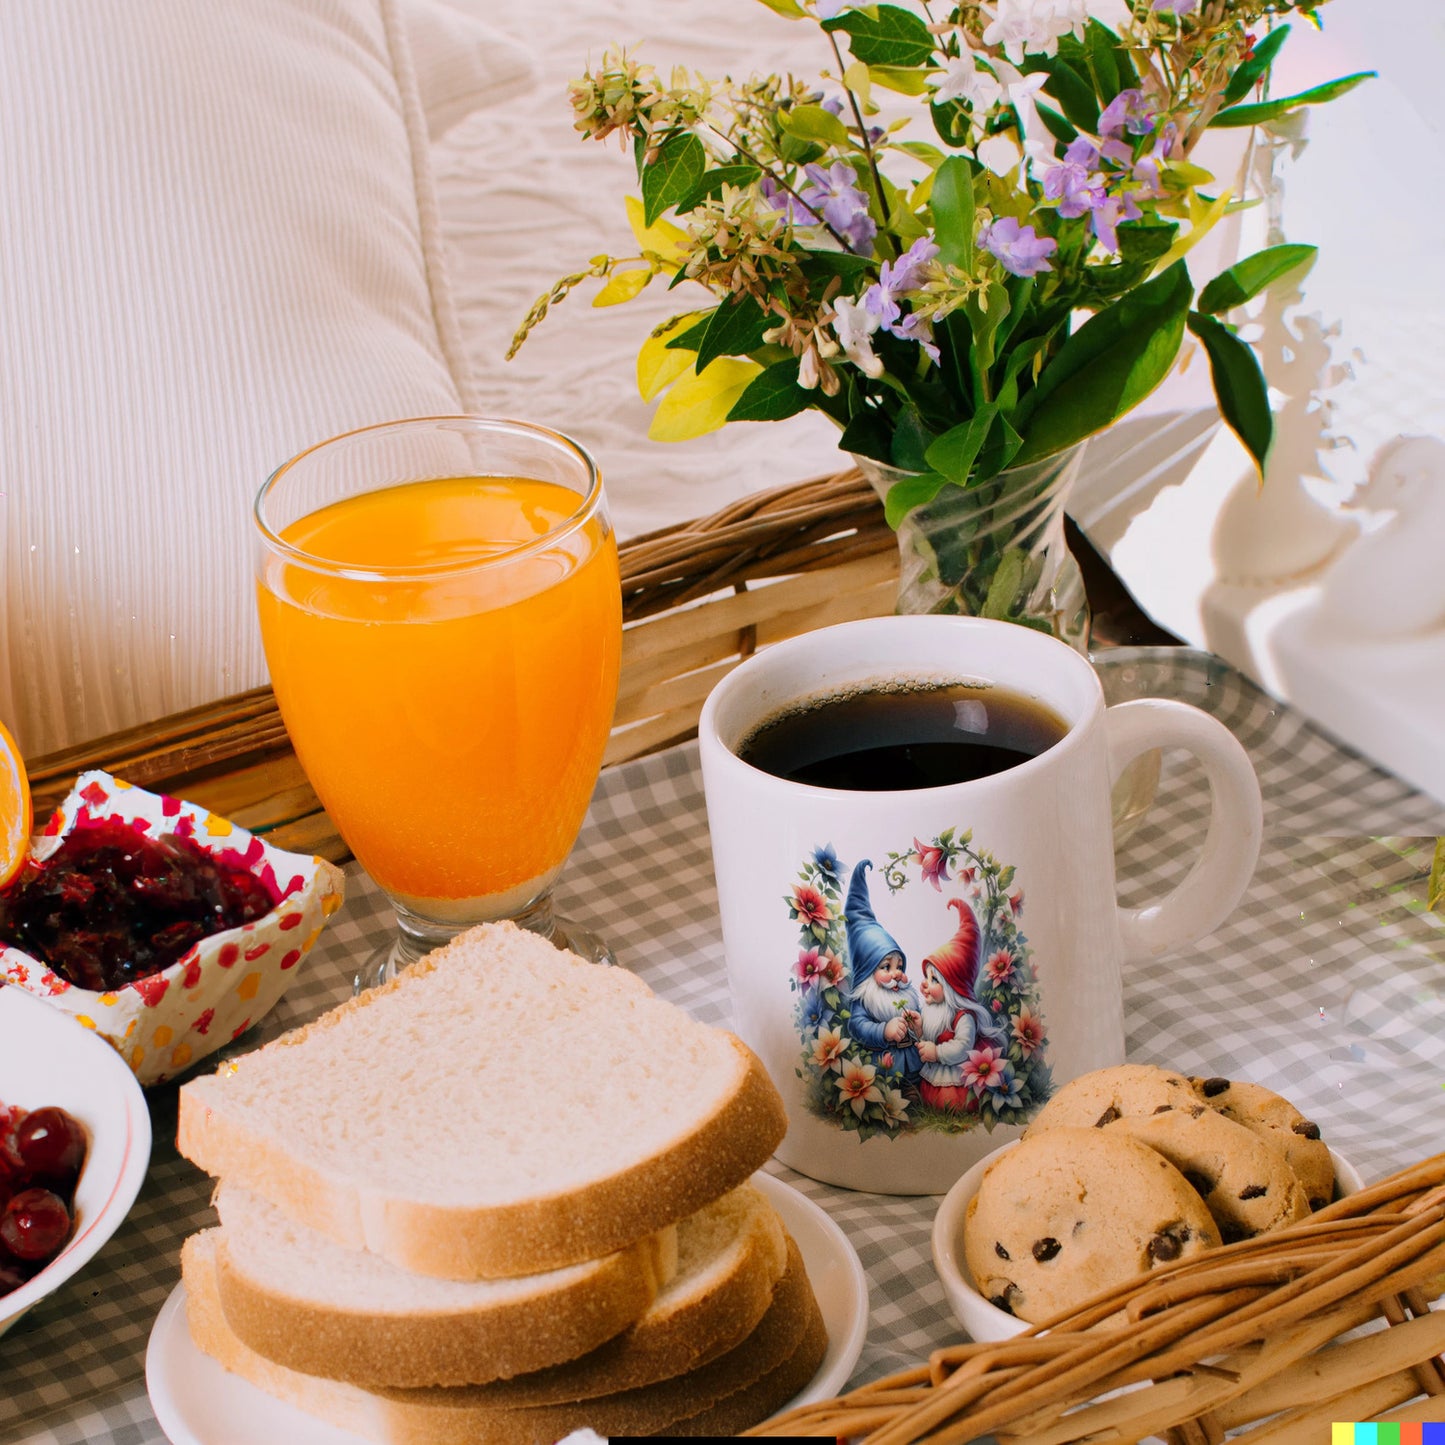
[931,1064,1364,1343]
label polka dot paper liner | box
[0,770,345,1085]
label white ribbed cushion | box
[0,0,483,758]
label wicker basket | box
[23,466,898,860]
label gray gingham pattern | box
[4,648,1443,1443]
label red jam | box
[0,1102,87,1297]
[0,819,278,991]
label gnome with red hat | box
[917,897,1009,1113]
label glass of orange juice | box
[254,417,622,989]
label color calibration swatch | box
[1332,1424,1445,1443]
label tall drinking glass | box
[254,417,622,989]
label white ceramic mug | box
[698,616,1263,1194]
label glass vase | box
[856,441,1090,653]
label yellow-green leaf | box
[868,64,934,96]
[1429,838,1445,916]
[625,195,688,264]
[648,358,762,442]
[843,61,873,110]
[754,0,807,15]
[636,318,702,401]
[1155,189,1234,273]
[592,268,653,307]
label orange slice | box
[0,719,32,888]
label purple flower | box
[1153,0,1198,13]
[798,161,877,254]
[893,312,939,364]
[1091,191,1143,252]
[1099,88,1157,139]
[1063,135,1101,169]
[1042,157,1105,219]
[979,215,1057,277]
[759,176,816,227]
[882,237,940,294]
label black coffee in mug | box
[737,679,1068,791]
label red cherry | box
[0,1187,72,1262]
[0,1256,31,1298]
[15,1107,86,1189]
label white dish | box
[0,982,152,1335]
[146,1170,869,1445]
[932,1139,1366,1342]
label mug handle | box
[1104,699,1263,964]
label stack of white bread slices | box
[175,922,827,1442]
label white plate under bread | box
[147,1171,868,1444]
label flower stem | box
[826,30,897,255]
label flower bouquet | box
[512,0,1368,636]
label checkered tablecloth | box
[4,647,1444,1444]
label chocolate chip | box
[1239,1183,1268,1200]
[994,1241,1010,1261]
[1095,1105,1121,1126]
[1220,1222,1253,1244]
[989,1283,1021,1316]
[1309,1197,1328,1212]
[1200,1077,1230,1097]
[1152,1104,1174,1114]
[1032,1237,1061,1262]
[1147,1228,1185,1262]
[1183,1170,1215,1197]
[1188,1104,1207,1117]
[1292,1120,1322,1140]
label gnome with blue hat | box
[844,859,922,1084]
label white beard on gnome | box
[854,974,922,1025]
[920,996,956,1040]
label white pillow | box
[403,0,537,140]
[0,0,492,758]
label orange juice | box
[256,477,621,906]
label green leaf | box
[889,406,934,474]
[883,470,951,528]
[641,131,707,226]
[868,64,933,96]
[894,139,946,166]
[1222,24,1291,107]
[1021,55,1098,134]
[1034,101,1077,148]
[1197,243,1317,313]
[929,156,975,270]
[1211,72,1374,128]
[726,357,811,422]
[925,404,998,487]
[674,164,762,213]
[695,293,771,372]
[1083,21,1120,103]
[780,103,852,149]
[753,0,807,15]
[930,99,972,149]
[665,311,715,351]
[1187,311,1273,473]
[822,5,936,68]
[1013,260,1192,465]
[1429,839,1445,916]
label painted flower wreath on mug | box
[787,832,1053,1142]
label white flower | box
[830,296,884,378]
[931,55,1003,111]
[977,133,1024,176]
[981,0,1088,63]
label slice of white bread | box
[211,1179,786,1390]
[176,923,788,1280]
[182,1231,828,1444]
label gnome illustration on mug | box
[916,898,1010,1114]
[843,860,923,1084]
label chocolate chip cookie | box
[1113,1107,1311,1242]
[1193,1076,1334,1210]
[1025,1063,1205,1134]
[963,1127,1221,1325]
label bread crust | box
[214,1224,675,1388]
[185,1232,827,1443]
[176,926,789,1280]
